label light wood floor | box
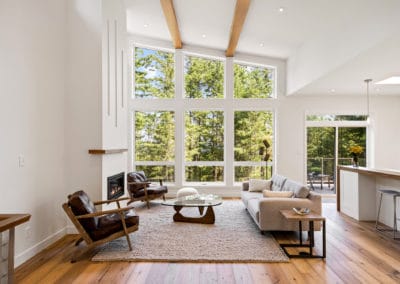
[15,203,400,284]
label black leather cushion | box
[90,209,139,241]
[127,171,147,183]
[68,191,98,231]
[147,185,168,195]
[131,185,168,198]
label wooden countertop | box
[337,165,400,180]
[0,214,31,233]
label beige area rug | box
[92,200,289,263]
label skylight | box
[375,76,400,85]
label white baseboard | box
[66,225,78,234]
[15,227,68,268]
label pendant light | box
[364,78,372,119]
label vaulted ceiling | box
[124,0,400,96]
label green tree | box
[184,56,223,98]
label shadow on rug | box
[92,200,289,263]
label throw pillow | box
[248,179,272,192]
[263,190,294,198]
[294,186,310,198]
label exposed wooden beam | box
[226,0,251,57]
[160,0,182,49]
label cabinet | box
[339,170,376,220]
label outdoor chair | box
[127,171,168,208]
[62,190,139,262]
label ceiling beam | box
[226,0,251,57]
[160,0,182,49]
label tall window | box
[234,63,275,98]
[132,46,277,187]
[134,111,175,182]
[185,111,224,183]
[134,47,174,99]
[234,111,274,181]
[184,55,224,98]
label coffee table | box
[162,194,222,224]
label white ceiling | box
[124,0,400,96]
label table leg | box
[173,206,216,224]
[309,221,314,256]
[299,221,302,245]
[323,220,326,258]
[8,228,15,284]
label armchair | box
[127,171,168,208]
[62,190,139,262]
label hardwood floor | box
[15,203,400,283]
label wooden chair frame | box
[127,180,166,209]
[62,197,138,262]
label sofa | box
[241,174,321,231]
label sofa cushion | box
[263,190,294,198]
[283,179,310,198]
[248,179,271,192]
[241,191,262,207]
[271,174,287,191]
[247,198,260,222]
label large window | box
[132,46,277,187]
[185,111,224,183]
[234,63,275,98]
[234,111,274,181]
[184,55,224,99]
[134,47,174,99]
[134,111,175,182]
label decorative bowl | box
[293,207,310,215]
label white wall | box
[0,0,68,266]
[65,0,103,204]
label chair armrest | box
[93,197,130,205]
[127,181,151,186]
[76,206,135,219]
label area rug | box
[92,200,289,263]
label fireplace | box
[107,172,125,200]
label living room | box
[1,0,400,283]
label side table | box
[279,210,326,258]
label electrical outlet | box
[18,155,25,168]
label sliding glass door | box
[306,115,368,194]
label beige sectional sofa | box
[241,174,322,231]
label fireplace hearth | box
[107,172,125,200]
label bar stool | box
[375,189,400,239]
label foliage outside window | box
[135,111,175,182]
[234,111,274,181]
[184,55,224,98]
[185,111,224,182]
[135,47,174,99]
[306,115,368,121]
[234,63,275,98]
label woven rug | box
[92,200,289,263]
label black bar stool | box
[375,189,400,239]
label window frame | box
[129,44,279,189]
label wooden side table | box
[279,210,326,259]
[0,214,31,284]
